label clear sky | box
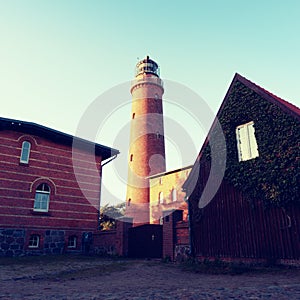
[1,1,299,205]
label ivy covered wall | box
[204,80,299,207]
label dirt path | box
[1,257,300,299]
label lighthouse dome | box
[135,56,160,77]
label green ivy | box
[204,81,299,207]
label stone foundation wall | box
[0,228,89,256]
[43,230,65,255]
[0,229,25,256]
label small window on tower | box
[132,113,135,119]
[130,154,133,162]
[156,132,160,139]
[128,198,131,206]
[154,94,158,100]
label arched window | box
[128,198,131,207]
[20,141,31,163]
[132,113,135,119]
[34,183,50,212]
[29,234,40,248]
[172,188,177,202]
[130,154,133,162]
[68,236,77,248]
[159,192,164,204]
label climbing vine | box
[203,81,299,207]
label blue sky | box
[1,1,299,205]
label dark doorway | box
[128,224,162,258]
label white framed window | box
[34,183,50,212]
[29,234,40,248]
[172,188,177,202]
[236,121,259,162]
[68,236,77,248]
[20,141,31,163]
[159,192,164,204]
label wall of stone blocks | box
[0,228,25,256]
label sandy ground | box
[0,257,300,299]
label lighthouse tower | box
[126,56,166,225]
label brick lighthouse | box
[126,56,166,225]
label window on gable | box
[68,236,77,248]
[172,188,177,202]
[29,234,40,248]
[236,121,259,162]
[20,141,31,164]
[34,183,50,212]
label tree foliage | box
[99,203,125,230]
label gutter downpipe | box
[187,194,195,258]
[98,154,119,229]
[184,191,195,259]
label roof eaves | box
[0,117,119,160]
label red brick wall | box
[162,210,183,260]
[0,130,102,254]
[93,230,117,255]
[176,221,189,245]
[94,218,133,257]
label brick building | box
[149,165,192,224]
[0,117,118,256]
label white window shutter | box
[236,121,259,161]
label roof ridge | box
[235,73,300,116]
